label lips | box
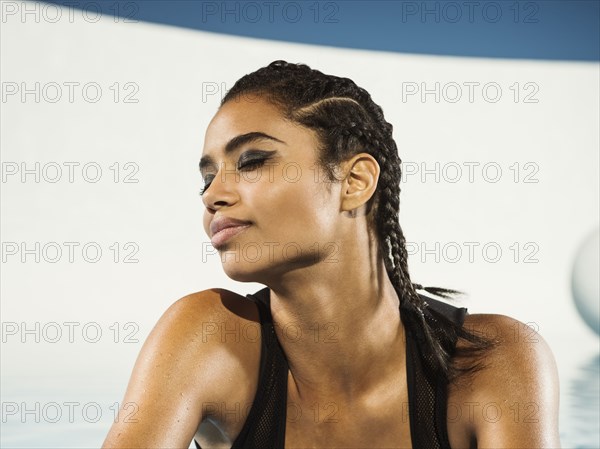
[210,216,252,248]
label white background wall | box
[1,3,598,447]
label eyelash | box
[199,157,268,196]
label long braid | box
[221,60,495,383]
[353,96,457,377]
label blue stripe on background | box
[44,0,599,61]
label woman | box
[103,61,561,448]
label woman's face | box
[200,96,346,282]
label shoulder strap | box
[404,293,468,449]
[422,294,468,327]
[230,287,288,449]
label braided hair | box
[221,60,495,384]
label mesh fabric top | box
[195,287,468,449]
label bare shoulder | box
[451,313,561,448]
[142,288,261,377]
[460,313,558,374]
[102,288,262,448]
[165,288,261,336]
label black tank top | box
[195,287,468,449]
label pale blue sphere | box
[571,227,600,336]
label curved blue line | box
[43,0,600,61]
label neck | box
[264,234,407,404]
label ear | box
[340,153,380,213]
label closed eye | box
[199,155,270,196]
[237,158,267,171]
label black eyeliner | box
[237,149,277,163]
[200,149,277,196]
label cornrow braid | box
[221,60,496,383]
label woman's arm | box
[102,290,241,449]
[464,314,561,448]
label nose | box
[201,166,241,211]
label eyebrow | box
[199,132,286,172]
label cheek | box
[250,168,337,242]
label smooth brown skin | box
[103,97,561,448]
